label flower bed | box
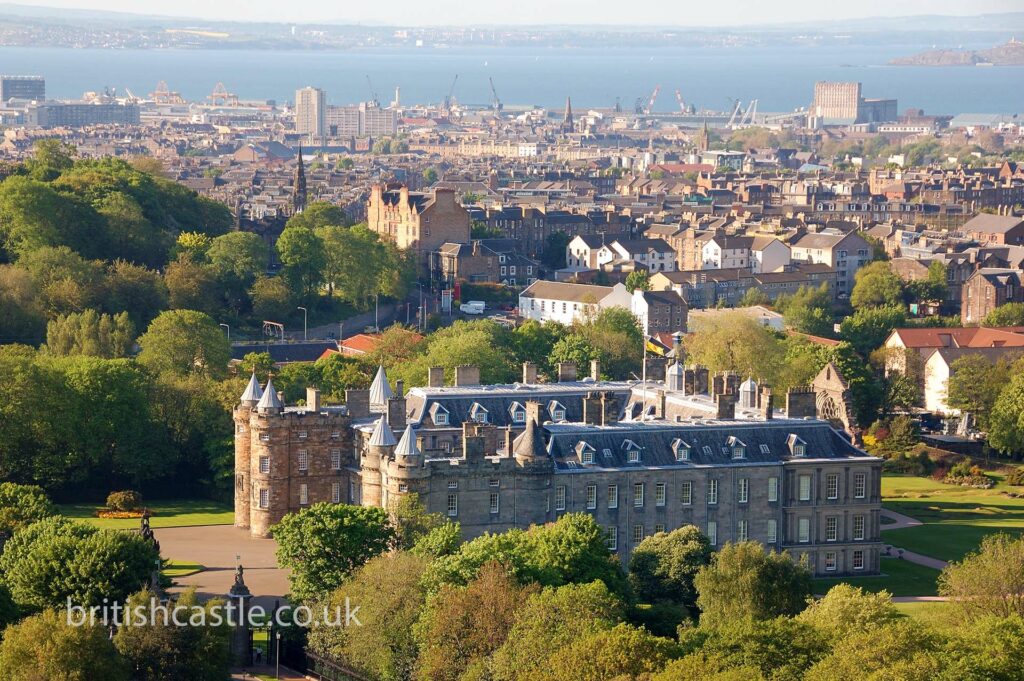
[95,509,146,519]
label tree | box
[796,584,899,640]
[0,264,47,344]
[777,283,833,336]
[113,588,232,681]
[804,620,942,681]
[684,311,784,383]
[389,493,448,551]
[137,310,231,379]
[939,533,1024,620]
[276,226,326,302]
[738,287,770,307]
[103,259,168,329]
[415,562,536,681]
[18,246,105,316]
[850,261,904,309]
[0,482,57,536]
[539,623,680,681]
[95,191,168,266]
[540,232,571,269]
[983,302,1024,327]
[206,231,268,285]
[397,319,515,387]
[422,167,439,184]
[628,525,712,610]
[273,503,396,603]
[308,552,430,681]
[163,257,221,317]
[693,541,812,626]
[250,275,293,322]
[945,354,1014,430]
[838,305,906,356]
[675,616,827,680]
[422,513,625,596]
[624,269,651,292]
[285,201,349,230]
[44,310,134,358]
[0,515,158,609]
[0,608,129,681]
[987,371,1024,456]
[904,261,948,307]
[511,320,567,380]
[238,352,275,381]
[26,139,77,180]
[490,581,623,681]
[317,225,405,308]
[551,307,644,381]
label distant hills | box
[890,39,1024,66]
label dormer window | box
[469,402,489,424]
[430,403,450,426]
[671,438,691,462]
[509,402,526,424]
[577,442,596,465]
[548,401,567,422]
[788,434,807,457]
[623,439,641,463]
[727,436,746,459]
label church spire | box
[561,96,574,134]
[293,143,307,213]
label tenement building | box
[233,361,883,576]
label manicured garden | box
[813,556,940,597]
[56,499,233,530]
[881,473,1024,562]
[892,601,956,630]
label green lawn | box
[813,556,940,597]
[893,601,957,630]
[57,499,233,530]
[164,560,204,578]
[882,474,1024,562]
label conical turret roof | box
[395,424,420,459]
[368,412,397,447]
[256,378,283,412]
[369,365,394,410]
[240,372,264,405]
[512,417,548,460]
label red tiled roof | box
[887,326,1024,349]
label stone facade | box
[233,364,883,577]
[366,183,471,269]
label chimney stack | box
[427,366,445,388]
[557,362,577,382]
[306,387,321,413]
[522,361,538,384]
[715,393,737,420]
[345,389,370,418]
[590,359,601,381]
[455,365,481,387]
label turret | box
[239,372,263,407]
[256,378,283,415]
[369,365,394,412]
[739,377,758,409]
[394,423,423,468]
[363,413,396,507]
[512,401,550,468]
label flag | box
[645,337,665,356]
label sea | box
[1,41,1021,115]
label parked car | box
[460,300,486,315]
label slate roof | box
[962,214,1024,235]
[519,280,613,303]
[231,342,339,363]
[405,382,634,429]
[543,419,870,472]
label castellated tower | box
[234,376,352,538]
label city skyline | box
[8,0,1024,27]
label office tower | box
[295,86,326,138]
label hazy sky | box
[19,0,1024,26]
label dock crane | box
[365,76,380,107]
[674,89,695,115]
[443,74,459,114]
[643,85,661,114]
[726,99,744,127]
[488,77,503,112]
[208,82,239,107]
[738,99,758,127]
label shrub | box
[106,490,142,512]
[1006,468,1024,486]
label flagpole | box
[641,334,648,420]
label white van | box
[459,300,486,315]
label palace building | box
[233,360,883,576]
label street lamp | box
[296,307,307,341]
[219,323,230,340]
[275,632,281,679]
[414,282,425,332]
